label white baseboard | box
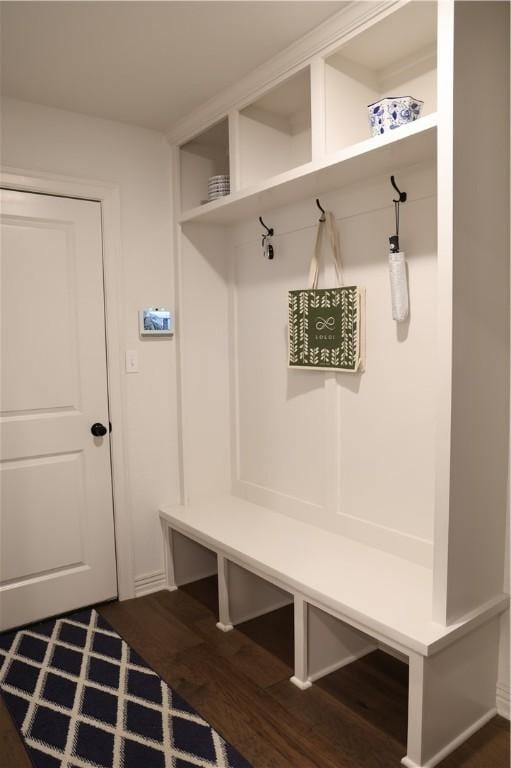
[401,708,497,768]
[496,682,510,719]
[135,568,220,597]
[134,570,168,597]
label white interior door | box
[0,189,117,630]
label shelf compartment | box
[238,68,312,188]
[180,118,230,212]
[179,112,437,225]
[170,529,218,586]
[227,560,293,625]
[324,1,437,154]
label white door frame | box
[1,164,135,601]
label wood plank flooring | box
[1,578,509,767]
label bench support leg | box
[216,555,234,632]
[291,597,375,690]
[403,617,500,768]
[160,519,178,592]
[291,596,312,689]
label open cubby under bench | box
[159,497,508,768]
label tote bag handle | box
[307,210,343,289]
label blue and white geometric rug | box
[0,608,252,768]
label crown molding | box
[166,0,406,146]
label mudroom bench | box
[159,497,508,768]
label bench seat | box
[159,495,508,768]
[159,495,505,656]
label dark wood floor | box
[1,578,509,767]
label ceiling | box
[0,1,347,132]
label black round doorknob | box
[91,422,107,437]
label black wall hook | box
[390,176,407,203]
[390,176,406,252]
[316,198,326,222]
[259,216,274,260]
[259,216,274,237]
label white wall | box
[0,97,180,590]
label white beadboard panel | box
[337,194,437,542]
[231,163,437,553]
[234,224,329,509]
[233,477,431,566]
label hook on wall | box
[316,198,326,222]
[390,175,407,204]
[389,176,407,253]
[259,216,274,260]
[259,216,274,237]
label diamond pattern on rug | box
[0,608,252,768]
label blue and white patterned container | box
[368,96,423,137]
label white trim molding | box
[497,682,510,720]
[134,570,169,598]
[0,165,136,600]
[166,0,404,146]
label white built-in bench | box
[160,496,508,768]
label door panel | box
[1,222,79,411]
[0,189,117,630]
[1,453,85,582]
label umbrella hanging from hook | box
[388,176,409,322]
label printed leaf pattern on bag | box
[288,294,298,364]
[310,347,320,365]
[288,287,360,371]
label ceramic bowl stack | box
[208,174,230,201]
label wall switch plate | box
[125,350,139,373]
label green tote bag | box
[288,211,365,372]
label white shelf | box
[160,495,508,656]
[180,118,230,212]
[180,112,437,225]
[238,67,311,188]
[324,1,437,153]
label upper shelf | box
[238,68,312,189]
[179,112,437,225]
[324,1,437,154]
